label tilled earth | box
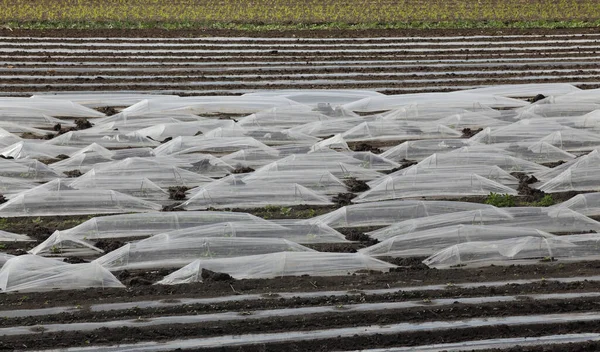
[2,28,600,95]
[2,27,600,351]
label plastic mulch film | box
[360,225,556,258]
[157,252,397,285]
[379,139,473,162]
[0,253,13,269]
[8,179,74,199]
[92,113,215,130]
[243,89,384,106]
[83,158,214,187]
[0,190,162,217]
[49,144,154,174]
[45,131,160,148]
[0,141,79,160]
[368,207,600,241]
[311,200,495,228]
[0,176,40,198]
[514,114,600,130]
[465,83,580,97]
[203,126,320,146]
[159,154,235,177]
[0,98,106,118]
[422,235,598,269]
[242,170,348,195]
[354,173,518,203]
[0,128,22,148]
[0,110,74,129]
[0,254,124,293]
[391,165,519,187]
[472,123,600,152]
[539,129,600,153]
[68,174,169,202]
[416,152,549,174]
[0,157,63,181]
[180,177,334,210]
[0,230,33,242]
[237,107,336,129]
[538,166,600,193]
[341,122,461,142]
[0,123,55,138]
[534,149,600,182]
[553,193,600,217]
[309,134,350,153]
[517,102,600,118]
[378,105,490,121]
[449,141,576,164]
[29,231,104,257]
[61,211,271,241]
[153,136,278,156]
[434,112,509,130]
[29,93,172,108]
[148,220,348,244]
[118,96,304,116]
[545,87,600,105]
[94,237,316,271]
[131,120,238,140]
[219,148,282,169]
[287,117,370,137]
[253,150,389,174]
[342,92,528,112]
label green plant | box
[533,194,556,207]
[484,192,516,207]
[0,243,5,250]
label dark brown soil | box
[351,142,383,154]
[344,177,370,192]
[63,169,83,178]
[231,166,255,174]
[462,127,483,138]
[167,186,189,200]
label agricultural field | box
[2,1,600,351]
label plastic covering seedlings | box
[0,255,124,293]
[62,211,270,240]
[29,231,104,257]
[94,237,316,271]
[360,225,556,258]
[311,200,495,228]
[553,193,600,217]
[0,190,162,217]
[354,173,517,202]
[157,252,397,285]
[423,234,600,269]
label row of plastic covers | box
[3,84,600,292]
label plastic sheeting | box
[62,211,270,240]
[0,158,63,181]
[534,149,600,182]
[354,173,517,203]
[242,170,348,195]
[0,255,124,293]
[311,200,495,228]
[360,225,555,258]
[517,102,600,118]
[341,122,461,142]
[29,231,104,257]
[68,174,168,202]
[181,176,333,210]
[391,164,518,187]
[0,190,162,217]
[157,252,397,285]
[0,230,32,242]
[153,220,348,244]
[342,92,529,112]
[117,96,303,117]
[416,152,549,174]
[0,97,106,118]
[0,141,79,160]
[449,141,576,164]
[423,234,600,269]
[243,89,384,106]
[203,126,320,146]
[94,237,315,271]
[369,207,600,241]
[153,136,278,156]
[553,193,600,217]
[46,131,159,148]
[380,139,473,162]
[0,253,13,269]
[237,107,336,129]
[131,120,237,140]
[82,158,214,188]
[538,166,600,193]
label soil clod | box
[75,118,93,130]
[168,186,189,200]
[344,177,370,192]
[461,128,483,138]
[201,268,234,282]
[64,170,83,178]
[333,192,357,206]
